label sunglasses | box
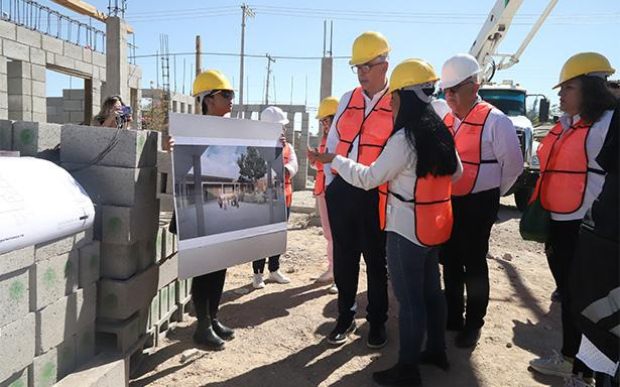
[209,90,235,100]
[320,117,333,125]
[351,60,386,74]
[443,80,474,94]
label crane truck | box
[467,0,558,210]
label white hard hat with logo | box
[441,53,481,90]
[260,106,289,125]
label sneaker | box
[327,320,356,345]
[564,376,595,387]
[367,324,388,349]
[529,351,573,378]
[316,269,334,283]
[253,273,265,289]
[268,270,291,284]
[328,283,338,294]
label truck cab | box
[478,81,549,210]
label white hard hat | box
[441,53,481,89]
[260,106,289,125]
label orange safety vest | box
[313,135,327,196]
[283,144,293,207]
[532,119,600,214]
[391,175,453,247]
[444,101,496,196]
[333,87,393,228]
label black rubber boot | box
[212,319,235,341]
[419,350,450,371]
[193,319,225,350]
[372,363,421,386]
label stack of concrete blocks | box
[0,230,99,387]
[0,119,62,157]
[59,124,162,368]
[293,112,310,191]
[156,150,174,213]
[60,89,86,124]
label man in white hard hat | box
[320,31,392,348]
[439,53,523,348]
[251,106,297,289]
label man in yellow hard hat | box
[439,54,523,349]
[321,31,392,347]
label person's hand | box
[165,135,175,152]
[307,147,336,164]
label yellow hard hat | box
[389,59,439,94]
[316,97,339,119]
[554,52,615,89]
[192,69,233,97]
[350,31,391,66]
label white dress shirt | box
[284,143,298,178]
[548,110,613,221]
[331,129,463,246]
[324,83,390,186]
[451,97,524,195]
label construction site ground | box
[130,191,564,387]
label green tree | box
[237,147,267,190]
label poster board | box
[170,113,287,279]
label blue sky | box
[41,0,619,133]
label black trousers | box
[253,207,291,274]
[325,176,388,326]
[442,188,499,330]
[191,269,227,323]
[546,219,592,377]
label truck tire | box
[514,188,533,212]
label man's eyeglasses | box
[320,117,332,126]
[209,90,235,100]
[351,60,386,74]
[443,80,474,94]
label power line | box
[133,51,350,61]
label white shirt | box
[548,110,613,221]
[284,143,298,178]
[331,129,463,246]
[451,97,524,195]
[324,83,390,186]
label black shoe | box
[454,328,481,349]
[367,324,387,349]
[372,363,421,386]
[212,319,235,341]
[551,289,562,303]
[193,324,225,350]
[327,320,356,345]
[419,350,450,371]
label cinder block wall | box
[0,121,188,386]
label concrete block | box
[82,47,93,63]
[16,27,41,48]
[60,125,159,168]
[51,352,127,387]
[0,76,7,93]
[137,238,156,272]
[30,252,78,311]
[156,151,172,173]
[0,246,34,277]
[54,55,75,70]
[0,21,16,40]
[57,337,77,379]
[45,52,55,65]
[63,100,83,112]
[98,265,158,320]
[35,231,90,262]
[63,43,83,61]
[76,283,97,331]
[62,164,157,207]
[75,326,96,367]
[0,366,28,387]
[31,347,59,387]
[32,96,46,114]
[78,242,100,288]
[92,52,106,67]
[158,287,168,321]
[3,41,29,62]
[30,48,46,66]
[101,203,159,245]
[68,111,84,123]
[32,112,47,124]
[0,268,29,327]
[11,122,61,157]
[36,293,77,355]
[156,254,177,291]
[0,313,35,382]
[74,60,93,75]
[42,35,63,55]
[99,242,139,281]
[158,193,174,213]
[96,312,141,353]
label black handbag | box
[519,196,550,243]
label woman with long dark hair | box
[527,52,617,387]
[309,58,462,386]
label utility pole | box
[264,54,275,105]
[195,35,201,114]
[239,3,255,118]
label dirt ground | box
[130,191,567,387]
